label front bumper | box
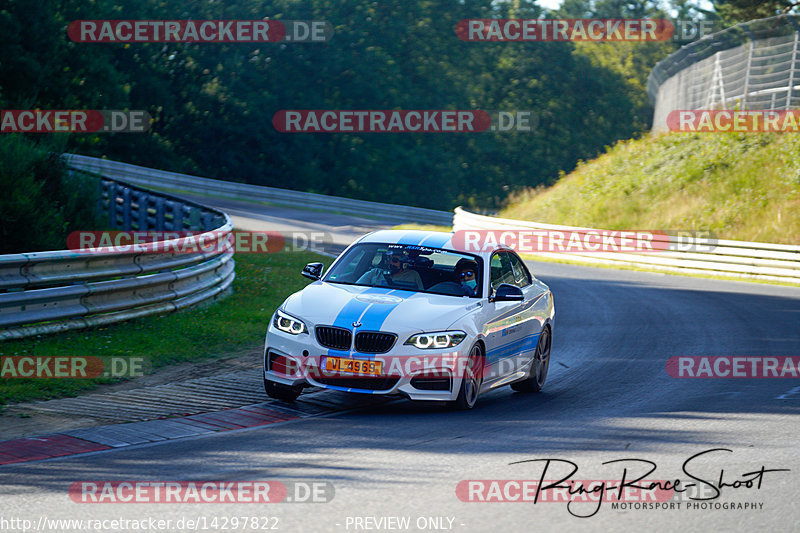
[264,325,471,401]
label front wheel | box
[511,326,551,393]
[264,378,301,402]
[451,343,484,410]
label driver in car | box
[455,259,479,296]
[357,249,424,290]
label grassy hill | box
[501,132,800,245]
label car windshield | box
[323,243,483,298]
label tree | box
[713,1,799,26]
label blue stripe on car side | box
[486,333,541,362]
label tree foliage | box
[0,0,717,211]
[0,135,102,253]
[712,0,799,26]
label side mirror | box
[491,283,524,302]
[302,262,324,281]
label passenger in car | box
[454,259,479,296]
[357,250,424,290]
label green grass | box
[0,251,330,407]
[501,132,800,245]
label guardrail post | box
[182,204,195,230]
[135,190,148,231]
[788,32,799,110]
[705,54,727,108]
[163,200,177,231]
[742,41,754,109]
[154,197,165,230]
[144,195,155,230]
[201,211,213,231]
[100,179,114,228]
[112,181,122,228]
[121,186,132,230]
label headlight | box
[273,309,308,335]
[405,331,466,349]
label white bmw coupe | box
[263,230,555,409]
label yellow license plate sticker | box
[325,357,382,375]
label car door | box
[481,251,528,385]
[505,251,550,374]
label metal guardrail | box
[648,15,800,132]
[1,151,454,341]
[0,173,235,340]
[453,208,800,284]
[64,154,454,226]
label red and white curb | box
[0,403,301,465]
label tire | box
[511,326,551,393]
[451,343,484,410]
[264,378,301,402]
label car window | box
[370,247,389,267]
[328,247,367,282]
[508,251,532,287]
[428,253,460,268]
[324,242,483,297]
[490,252,516,291]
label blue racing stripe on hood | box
[330,287,383,330]
[325,287,403,360]
[418,232,452,249]
[396,231,432,246]
[348,291,408,358]
[357,294,406,332]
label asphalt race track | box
[1,202,799,532]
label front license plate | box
[325,357,383,375]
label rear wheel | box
[511,326,551,393]
[264,378,301,402]
[451,343,484,410]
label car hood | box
[282,282,478,332]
